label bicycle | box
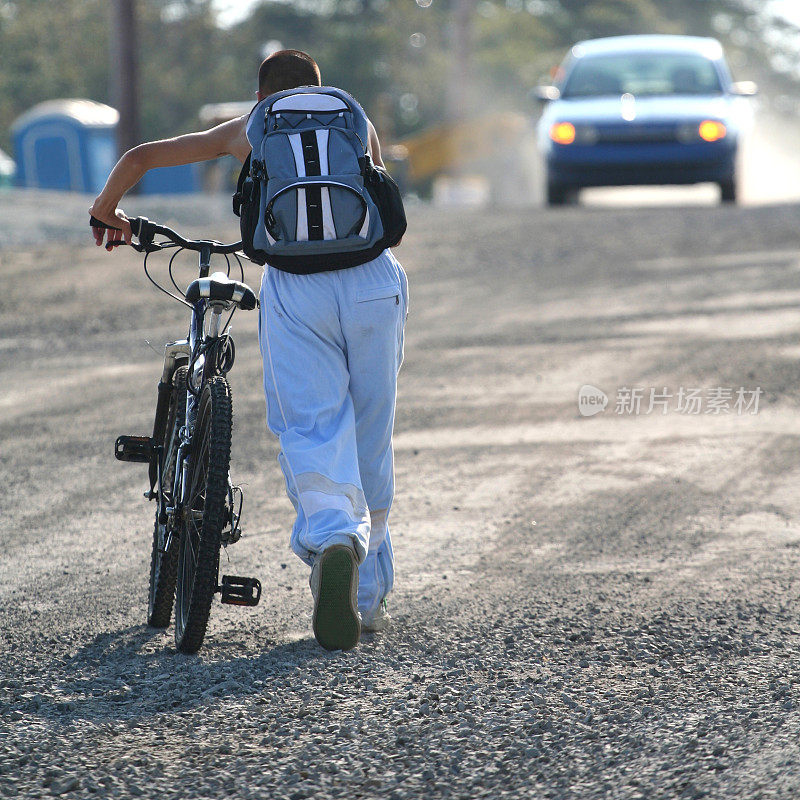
[92,215,262,654]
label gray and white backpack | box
[233,85,406,273]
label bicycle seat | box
[185,272,257,310]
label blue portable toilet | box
[0,147,14,189]
[139,161,200,195]
[11,99,118,193]
[11,98,200,194]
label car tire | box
[547,182,570,206]
[719,178,737,204]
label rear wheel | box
[174,376,232,654]
[147,367,187,628]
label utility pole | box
[446,0,475,123]
[111,0,140,161]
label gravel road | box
[2,193,800,798]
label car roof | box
[571,35,724,60]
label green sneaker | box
[310,544,361,651]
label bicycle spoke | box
[189,479,207,510]
[198,432,210,467]
[187,525,199,566]
[187,421,210,511]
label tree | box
[0,0,796,158]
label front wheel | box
[546,181,578,207]
[719,178,737,204]
[174,376,232,654]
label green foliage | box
[0,0,228,152]
[137,0,230,140]
[223,1,455,137]
[0,0,793,157]
[0,0,109,151]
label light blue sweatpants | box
[257,249,407,620]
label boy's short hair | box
[258,50,321,96]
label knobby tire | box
[174,375,232,654]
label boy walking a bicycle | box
[90,50,406,652]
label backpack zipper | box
[265,179,368,238]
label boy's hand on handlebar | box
[88,201,133,249]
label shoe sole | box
[312,546,361,651]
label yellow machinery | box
[392,112,528,184]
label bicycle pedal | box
[219,575,261,607]
[115,435,154,463]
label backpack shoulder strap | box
[323,87,370,152]
[246,98,270,149]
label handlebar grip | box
[89,215,150,238]
[89,215,121,231]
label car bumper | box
[546,141,736,188]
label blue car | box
[536,35,757,205]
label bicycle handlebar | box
[90,215,243,255]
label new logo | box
[578,385,608,417]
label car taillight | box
[698,120,726,142]
[550,122,576,145]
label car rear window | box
[561,52,723,98]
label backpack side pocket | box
[232,153,268,265]
[363,159,407,248]
[240,176,266,265]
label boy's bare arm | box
[89,115,250,246]
[367,119,385,168]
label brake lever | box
[103,240,149,253]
